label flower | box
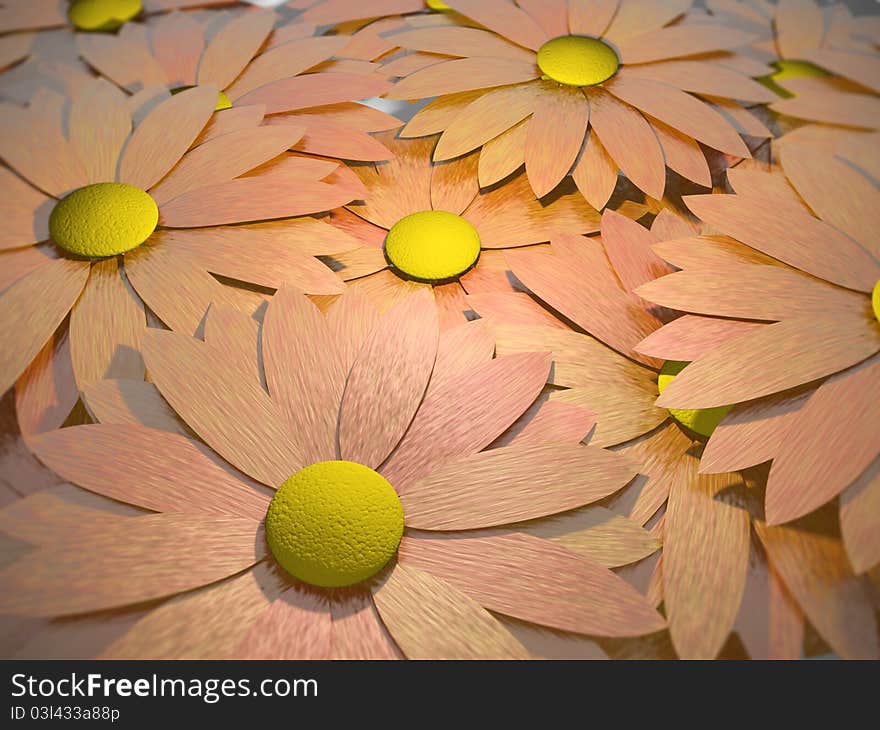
[382,0,775,206]
[635,140,880,576]
[468,206,763,659]
[323,132,603,328]
[0,0,243,37]
[1,287,665,659]
[73,8,399,161]
[0,77,369,431]
[479,204,880,660]
[705,0,880,130]
[0,0,264,89]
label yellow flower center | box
[170,85,232,111]
[425,0,451,10]
[658,361,732,439]
[872,280,880,324]
[759,59,828,98]
[265,461,404,588]
[67,0,142,32]
[49,183,158,259]
[385,210,481,282]
[537,35,620,87]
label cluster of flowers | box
[0,0,877,660]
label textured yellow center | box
[537,35,620,87]
[170,85,232,111]
[68,0,142,31]
[658,361,732,438]
[873,280,880,323]
[49,183,158,259]
[426,0,451,9]
[760,59,828,98]
[385,210,481,282]
[265,461,404,588]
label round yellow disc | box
[385,210,481,282]
[658,361,732,439]
[68,0,142,32]
[759,59,828,98]
[170,85,232,111]
[537,35,620,87]
[426,0,451,10]
[265,460,404,588]
[872,280,880,324]
[49,183,158,259]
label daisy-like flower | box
[0,0,242,38]
[323,132,602,329]
[466,206,873,659]
[705,0,880,130]
[0,77,368,432]
[72,9,399,161]
[634,141,880,578]
[381,0,776,207]
[0,287,665,659]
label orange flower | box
[635,140,880,564]
[1,288,664,659]
[707,0,880,129]
[0,78,368,433]
[75,9,398,161]
[383,0,774,206]
[324,132,605,328]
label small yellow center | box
[68,0,142,32]
[537,35,620,87]
[658,361,732,439]
[872,280,880,324]
[385,210,481,283]
[425,0,451,10]
[265,460,404,588]
[170,85,232,111]
[49,183,158,259]
[759,59,829,98]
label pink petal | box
[339,289,438,468]
[196,9,275,89]
[683,192,880,292]
[262,285,344,464]
[30,423,272,519]
[236,72,391,114]
[81,379,189,436]
[765,354,880,525]
[399,533,666,637]
[0,259,88,398]
[119,85,217,190]
[15,326,77,436]
[235,584,332,660]
[329,588,402,659]
[380,352,550,492]
[585,87,665,200]
[401,442,638,530]
[68,257,145,388]
[655,315,880,410]
[664,464,751,658]
[525,84,589,198]
[141,329,301,487]
[572,130,618,211]
[700,390,809,474]
[150,125,306,206]
[0,514,264,616]
[103,561,289,659]
[606,74,750,157]
[756,519,879,659]
[372,563,529,659]
[68,78,131,184]
[840,457,880,574]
